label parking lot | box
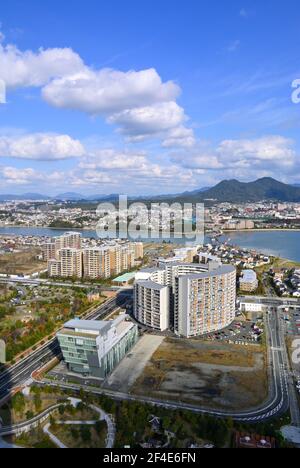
[283,308,300,336]
[199,319,264,345]
[281,307,300,405]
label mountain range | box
[1,178,300,203]
[169,177,300,204]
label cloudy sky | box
[0,0,300,195]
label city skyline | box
[0,0,300,195]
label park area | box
[0,386,109,448]
[132,337,268,411]
[0,283,107,361]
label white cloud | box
[0,166,42,185]
[170,135,298,184]
[0,133,85,160]
[0,44,84,89]
[75,147,195,191]
[108,101,186,139]
[171,151,224,170]
[79,149,147,170]
[0,41,193,147]
[218,135,295,166]
[70,169,114,186]
[1,132,296,194]
[162,126,196,148]
[42,67,180,115]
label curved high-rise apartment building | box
[134,260,236,337]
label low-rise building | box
[239,269,258,292]
[239,301,265,313]
[57,316,138,378]
[235,432,276,449]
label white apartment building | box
[56,231,82,250]
[59,248,83,278]
[43,232,82,261]
[134,259,236,336]
[83,247,111,279]
[46,232,143,279]
[178,265,236,337]
[48,258,61,277]
[134,279,170,331]
[42,242,56,261]
[130,242,144,260]
[109,246,122,276]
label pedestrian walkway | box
[42,403,116,449]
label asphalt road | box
[0,276,125,291]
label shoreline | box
[0,227,299,266]
[223,228,300,233]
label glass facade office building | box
[57,316,138,378]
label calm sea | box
[221,230,300,263]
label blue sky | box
[0,0,300,195]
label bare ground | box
[102,335,165,393]
[0,248,46,275]
[132,338,268,411]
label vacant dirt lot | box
[132,338,267,411]
[103,335,165,393]
[0,248,46,275]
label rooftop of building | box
[180,264,236,280]
[57,315,135,339]
[112,272,136,283]
[60,231,82,236]
[235,432,276,449]
[136,260,235,286]
[58,319,111,336]
[240,269,257,282]
[136,280,168,290]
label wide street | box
[0,276,121,291]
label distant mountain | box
[1,178,299,204]
[171,178,300,203]
[0,193,50,201]
[53,192,86,201]
[86,194,121,201]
